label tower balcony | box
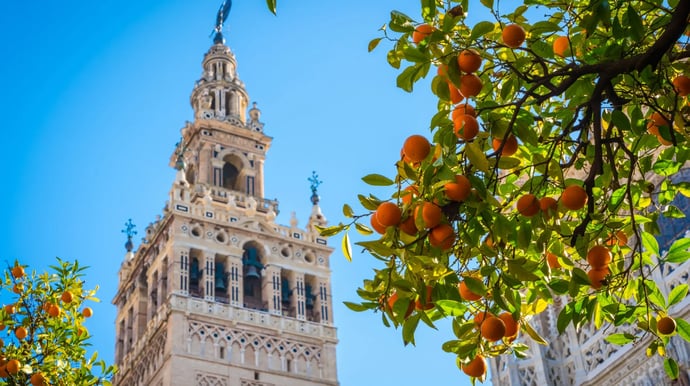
[191,184,279,215]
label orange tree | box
[268,0,690,382]
[0,259,115,385]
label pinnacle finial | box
[309,171,323,205]
[121,219,138,252]
[213,0,232,44]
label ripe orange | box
[658,316,677,335]
[459,73,483,97]
[452,103,476,119]
[492,135,518,156]
[673,75,690,97]
[457,49,482,73]
[11,265,24,279]
[648,123,673,146]
[12,284,22,294]
[376,202,402,227]
[517,194,540,217]
[462,354,487,378]
[437,64,448,78]
[454,114,479,140]
[560,185,587,211]
[458,281,482,301]
[401,185,418,205]
[61,291,74,304]
[429,224,456,249]
[481,316,506,341]
[474,311,494,326]
[444,175,472,202]
[448,82,464,104]
[416,202,443,228]
[5,360,19,375]
[553,36,570,57]
[539,197,558,219]
[587,245,612,268]
[14,327,27,340]
[402,135,431,163]
[605,230,628,246]
[399,215,418,236]
[412,24,434,44]
[4,305,15,315]
[650,111,670,127]
[387,292,414,319]
[82,307,93,318]
[546,252,561,269]
[588,267,610,289]
[502,24,526,48]
[47,304,61,318]
[415,285,434,310]
[30,372,47,386]
[498,312,519,338]
[370,213,388,234]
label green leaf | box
[362,174,394,186]
[664,357,679,380]
[479,0,493,9]
[403,46,428,63]
[354,222,373,236]
[397,65,421,92]
[342,233,353,262]
[625,6,644,41]
[343,204,354,218]
[557,307,572,334]
[640,232,660,257]
[470,21,495,41]
[316,224,345,237]
[343,301,372,312]
[435,300,467,317]
[663,205,686,219]
[265,0,277,15]
[675,318,690,343]
[465,142,489,172]
[389,11,414,33]
[605,333,634,345]
[523,321,548,345]
[653,159,682,176]
[530,21,561,35]
[668,284,688,307]
[368,37,383,52]
[611,109,631,132]
[402,314,420,346]
[507,259,540,281]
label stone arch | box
[242,240,266,310]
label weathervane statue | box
[213,0,232,43]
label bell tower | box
[112,6,339,386]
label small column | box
[264,265,282,315]
[316,278,331,324]
[293,273,306,321]
[198,142,213,185]
[256,159,265,198]
[228,255,242,306]
[204,253,215,301]
[177,248,189,295]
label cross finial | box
[121,219,138,252]
[308,171,323,205]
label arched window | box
[189,256,201,298]
[222,162,239,190]
[242,243,264,310]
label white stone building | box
[489,182,690,385]
[112,28,339,386]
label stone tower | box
[112,24,339,386]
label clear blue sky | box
[0,1,473,384]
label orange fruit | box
[650,111,670,127]
[587,245,612,268]
[4,305,15,315]
[399,215,418,236]
[416,202,443,228]
[480,316,506,341]
[459,73,483,97]
[485,235,495,249]
[387,292,414,319]
[546,252,561,269]
[47,304,61,318]
[673,75,690,97]
[429,224,456,249]
[647,122,673,145]
[402,135,431,163]
[588,267,610,289]
[560,185,587,211]
[12,284,22,294]
[454,114,479,140]
[492,135,518,156]
[370,213,388,234]
[376,202,402,227]
[11,265,24,279]
[61,291,74,304]
[498,312,519,338]
[415,285,435,310]
[553,36,570,57]
[82,307,93,318]
[31,372,47,386]
[452,103,476,119]
[412,24,434,44]
[539,197,558,219]
[437,64,448,78]
[658,316,677,335]
[448,82,464,104]
[474,311,494,326]
[401,185,418,205]
[444,175,472,202]
[462,354,487,378]
[457,49,482,73]
[502,24,526,48]
[606,230,628,246]
[14,327,27,340]
[5,360,19,375]
[517,194,540,217]
[458,281,482,301]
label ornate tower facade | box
[112,30,339,386]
